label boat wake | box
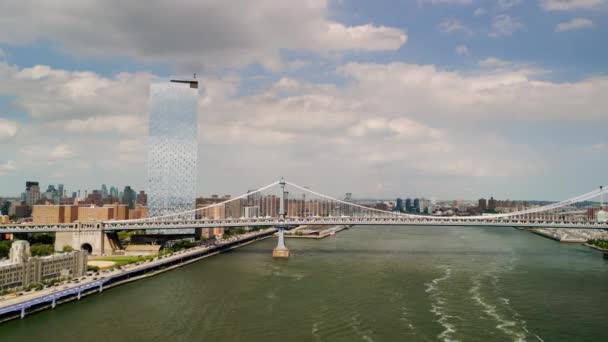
[425,266,459,342]
[470,259,540,342]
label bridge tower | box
[273,178,290,258]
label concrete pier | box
[272,228,289,258]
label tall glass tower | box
[147,79,199,229]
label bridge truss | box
[1,180,607,233]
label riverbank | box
[0,228,277,323]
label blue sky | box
[0,0,607,200]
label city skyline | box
[1,1,607,200]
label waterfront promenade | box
[0,228,277,322]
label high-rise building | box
[395,198,404,212]
[413,198,420,213]
[478,198,487,212]
[121,186,136,209]
[25,181,40,206]
[405,198,412,213]
[488,197,497,212]
[101,184,108,199]
[57,184,64,199]
[147,78,198,220]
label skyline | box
[1,0,608,200]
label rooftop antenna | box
[193,73,197,79]
[601,186,604,209]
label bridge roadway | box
[1,217,607,233]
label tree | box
[62,245,74,252]
[0,240,12,258]
[30,244,55,256]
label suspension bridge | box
[1,179,607,256]
[1,179,607,233]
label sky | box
[0,0,607,201]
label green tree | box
[0,240,12,258]
[30,244,55,256]
[62,245,74,252]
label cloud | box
[63,115,146,134]
[497,0,521,9]
[420,0,473,4]
[50,144,74,159]
[540,0,605,11]
[455,44,470,56]
[0,0,406,70]
[1,60,607,197]
[489,15,523,37]
[555,17,594,32]
[438,19,473,35]
[0,160,17,176]
[473,8,488,16]
[0,119,18,140]
[0,62,150,122]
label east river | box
[1,226,607,341]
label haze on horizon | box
[0,0,607,201]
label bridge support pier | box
[272,227,289,258]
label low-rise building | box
[0,241,87,292]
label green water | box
[1,226,607,342]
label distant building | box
[478,198,487,212]
[488,197,497,212]
[405,198,412,213]
[121,186,136,209]
[25,181,40,206]
[395,198,404,212]
[136,191,148,206]
[413,198,420,213]
[0,241,87,292]
[243,206,260,218]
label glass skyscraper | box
[147,79,199,228]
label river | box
[1,226,606,341]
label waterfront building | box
[103,204,129,220]
[0,241,87,292]
[78,206,114,222]
[32,205,65,224]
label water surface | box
[1,226,606,342]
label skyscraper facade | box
[147,78,199,224]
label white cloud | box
[1,61,607,197]
[438,19,473,35]
[0,1,406,70]
[0,160,17,176]
[63,115,145,134]
[555,17,594,32]
[473,8,488,16]
[541,0,605,11]
[479,57,513,68]
[489,15,523,37]
[0,62,150,121]
[455,44,470,56]
[497,0,521,9]
[0,119,18,140]
[420,0,473,4]
[50,144,74,159]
